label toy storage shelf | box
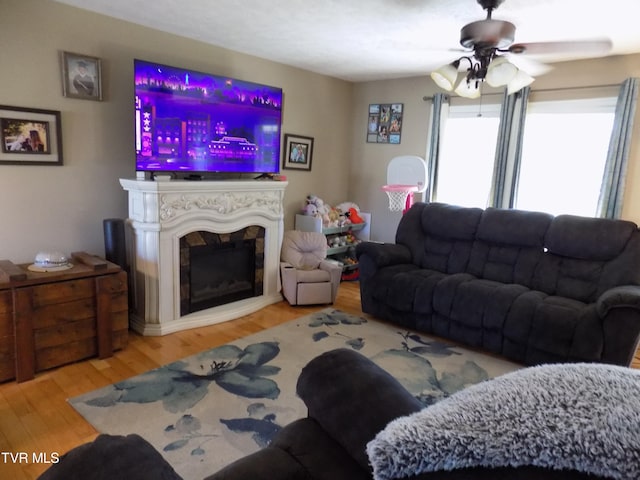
[322,222,367,235]
[295,213,371,274]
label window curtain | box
[425,93,448,202]
[597,77,639,219]
[488,86,531,209]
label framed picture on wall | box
[367,103,403,144]
[0,105,63,165]
[60,51,103,101]
[282,134,314,171]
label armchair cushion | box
[296,269,331,283]
[281,230,328,269]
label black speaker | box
[103,218,127,269]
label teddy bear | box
[326,207,341,227]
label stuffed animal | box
[346,207,364,224]
[304,195,323,217]
[303,203,318,216]
[335,202,360,215]
[305,194,332,225]
[327,207,340,227]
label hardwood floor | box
[1,281,639,479]
[0,282,364,479]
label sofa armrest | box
[355,242,412,268]
[296,349,423,472]
[596,285,640,366]
[38,434,182,480]
[596,285,640,317]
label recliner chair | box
[280,230,342,305]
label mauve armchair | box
[280,230,342,305]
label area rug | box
[69,309,521,480]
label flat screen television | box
[134,59,283,175]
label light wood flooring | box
[0,282,363,479]
[1,281,638,479]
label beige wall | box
[350,54,640,243]
[3,1,640,261]
[0,0,353,263]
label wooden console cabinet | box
[0,252,128,382]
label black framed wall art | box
[0,105,63,166]
[367,103,403,144]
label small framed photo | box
[282,134,314,171]
[0,105,63,165]
[61,51,103,101]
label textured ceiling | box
[54,0,640,81]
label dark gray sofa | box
[356,202,640,367]
[40,349,620,480]
[209,349,609,480]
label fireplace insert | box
[180,228,265,316]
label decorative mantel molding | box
[159,190,283,221]
[119,178,288,336]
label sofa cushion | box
[503,295,603,364]
[396,203,482,274]
[383,269,448,315]
[527,215,640,302]
[546,214,636,261]
[467,208,552,287]
[370,263,420,306]
[424,274,603,364]
[533,255,603,303]
[475,208,552,247]
[437,278,529,353]
[421,203,484,241]
[533,233,640,303]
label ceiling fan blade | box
[505,54,553,76]
[508,39,612,56]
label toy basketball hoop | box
[383,184,419,213]
[384,156,427,214]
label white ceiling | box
[54,0,640,82]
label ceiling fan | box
[431,0,612,98]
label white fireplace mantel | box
[120,178,288,335]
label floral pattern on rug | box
[84,342,282,413]
[70,309,520,480]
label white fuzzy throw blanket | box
[367,363,640,480]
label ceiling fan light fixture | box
[430,60,460,91]
[485,56,518,87]
[507,69,534,94]
[454,78,481,99]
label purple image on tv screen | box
[134,59,283,174]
